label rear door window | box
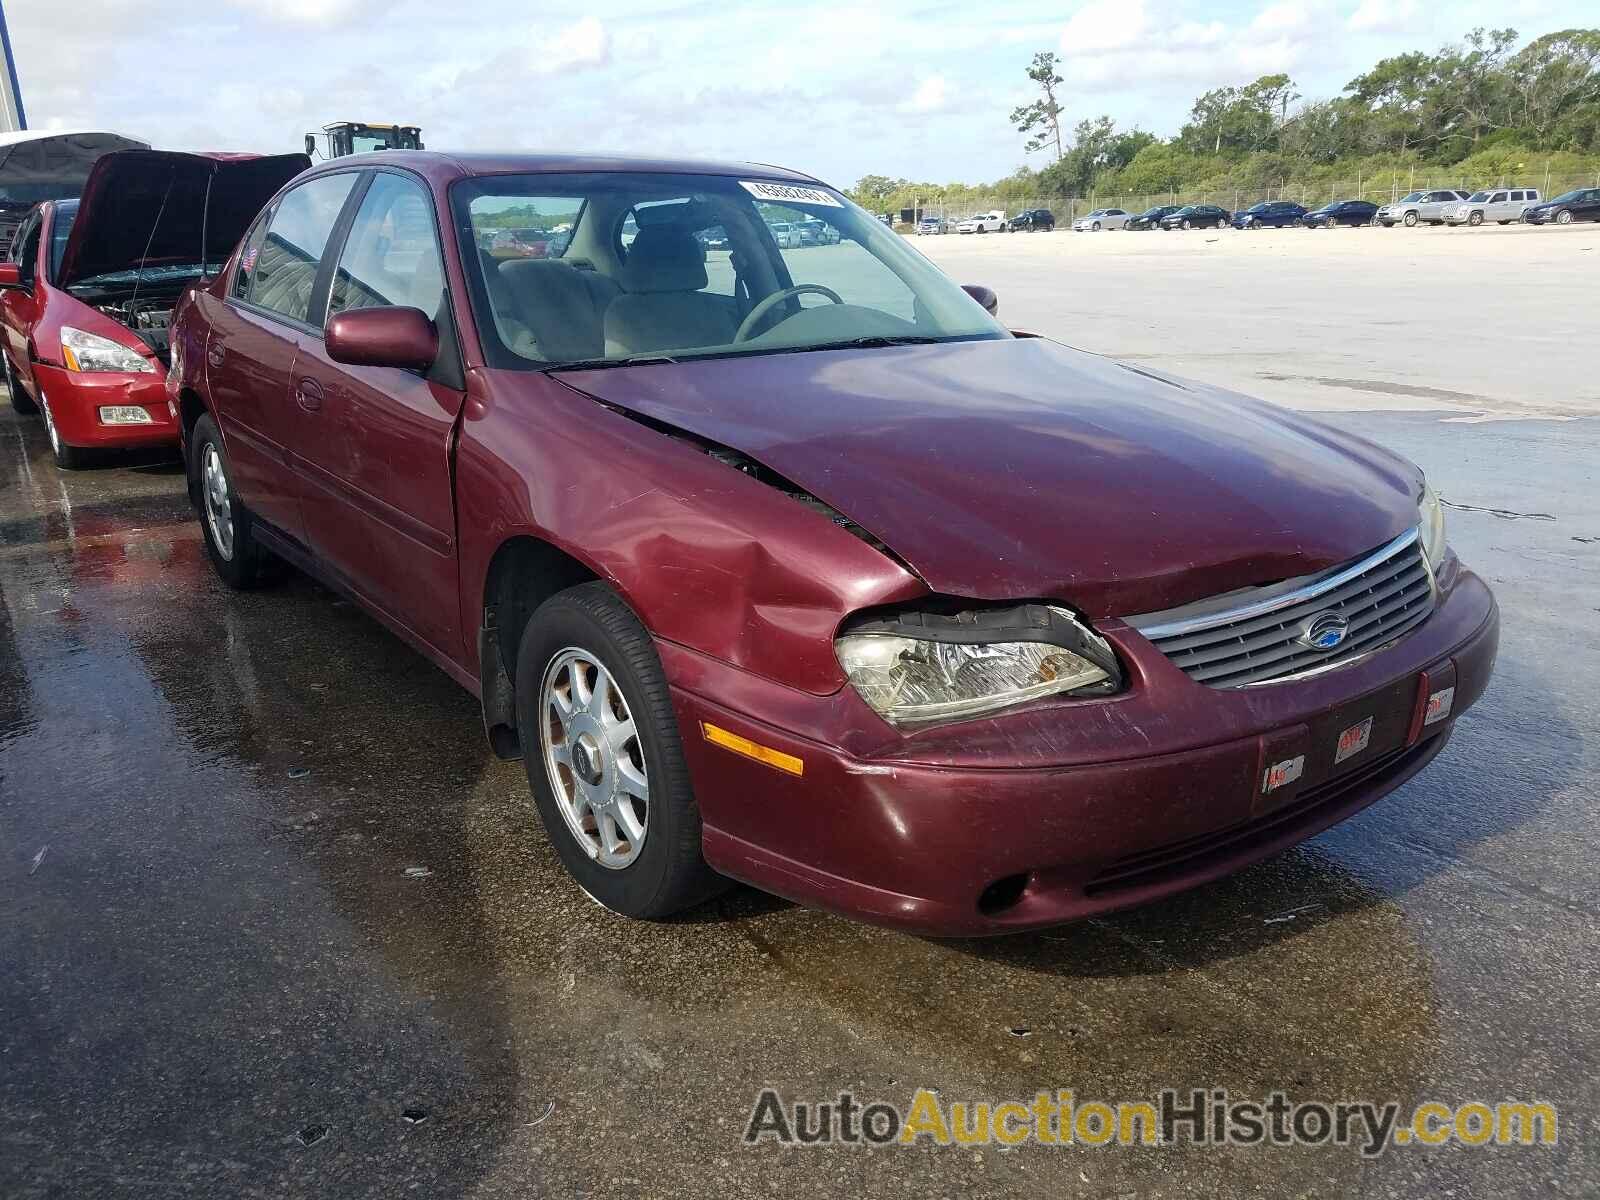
[245,172,359,325]
[232,210,272,300]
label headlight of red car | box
[61,326,156,374]
[835,603,1123,727]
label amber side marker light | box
[700,722,804,777]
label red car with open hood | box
[164,152,1498,935]
[0,149,308,467]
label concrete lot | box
[916,222,1600,420]
[2,229,1597,1197]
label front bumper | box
[33,362,178,449]
[666,564,1498,936]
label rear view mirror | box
[962,284,999,317]
[325,306,438,372]
[305,133,317,158]
[0,262,22,290]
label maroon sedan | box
[166,153,1497,935]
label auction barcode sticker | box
[741,180,842,207]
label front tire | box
[516,582,726,920]
[1181,219,1193,230]
[1403,211,1419,227]
[190,413,278,588]
[38,391,86,470]
[1091,221,1101,232]
[1556,209,1573,225]
[4,354,36,415]
[1467,211,1483,227]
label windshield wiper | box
[545,354,677,373]
[799,335,944,352]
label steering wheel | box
[733,284,844,342]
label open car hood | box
[554,337,1423,618]
[56,149,310,288]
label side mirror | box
[325,306,438,372]
[0,262,22,290]
[962,284,998,317]
[304,133,318,158]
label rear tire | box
[4,354,36,415]
[190,413,279,589]
[516,582,727,920]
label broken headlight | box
[835,604,1122,727]
[1418,479,1447,570]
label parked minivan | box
[1445,188,1541,227]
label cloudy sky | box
[7,0,1594,186]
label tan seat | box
[496,258,619,362]
[603,227,737,356]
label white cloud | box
[1349,0,1420,34]
[226,0,370,27]
[1056,0,1319,92]
[903,76,950,114]
[540,16,610,75]
[1060,0,1148,54]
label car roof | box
[295,149,828,189]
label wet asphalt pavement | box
[1,402,1595,1198]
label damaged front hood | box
[57,149,310,287]
[556,337,1422,616]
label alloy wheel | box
[540,647,650,870]
[1556,210,1573,225]
[40,394,61,456]
[202,443,235,561]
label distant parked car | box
[1159,204,1229,230]
[1007,208,1054,232]
[956,211,1006,234]
[1127,205,1180,230]
[1231,201,1308,229]
[1072,208,1130,232]
[1445,188,1540,226]
[794,219,840,246]
[916,215,948,235]
[1374,190,1469,227]
[767,221,803,248]
[1522,188,1600,225]
[1302,200,1378,228]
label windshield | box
[453,172,1007,369]
[1548,189,1586,204]
[48,199,78,283]
[1399,192,1424,203]
[1467,191,1491,203]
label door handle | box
[295,377,324,413]
[206,342,225,368]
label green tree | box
[1508,29,1600,147]
[1010,52,1066,160]
[851,175,900,207]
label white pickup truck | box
[956,210,1006,234]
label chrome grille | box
[1127,529,1435,688]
